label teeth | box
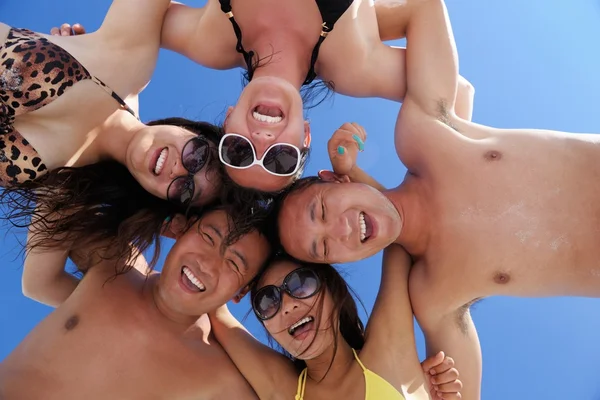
[359,212,366,242]
[252,111,282,124]
[154,148,168,175]
[183,266,206,292]
[288,316,314,335]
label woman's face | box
[256,260,336,360]
[126,124,221,207]
[223,76,311,192]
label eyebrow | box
[309,200,316,222]
[231,249,249,272]
[207,224,223,240]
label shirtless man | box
[273,0,600,398]
[0,208,271,399]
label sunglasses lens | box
[253,286,281,320]
[182,138,209,173]
[287,269,319,299]
[167,176,194,206]
[221,135,254,168]
[263,145,300,175]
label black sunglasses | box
[252,268,321,321]
[166,137,210,207]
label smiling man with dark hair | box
[0,209,271,399]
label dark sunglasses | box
[252,268,321,321]
[218,133,302,176]
[166,137,210,207]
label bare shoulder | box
[0,23,11,43]
[162,1,241,70]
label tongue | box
[255,105,283,118]
[293,321,314,338]
[364,213,373,239]
[181,271,200,292]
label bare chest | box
[417,133,600,303]
[0,278,235,399]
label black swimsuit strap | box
[219,0,353,85]
[219,0,257,80]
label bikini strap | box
[295,368,308,400]
[352,348,368,372]
[90,76,138,120]
[218,0,256,80]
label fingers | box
[431,367,459,385]
[434,379,463,397]
[60,23,72,36]
[50,23,85,36]
[428,355,454,375]
[421,351,445,373]
[434,392,462,400]
[72,23,86,35]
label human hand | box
[327,122,366,176]
[421,351,463,400]
[50,23,86,36]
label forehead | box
[258,260,302,287]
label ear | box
[170,214,189,238]
[318,170,351,183]
[233,286,250,304]
[223,106,234,130]
[303,120,312,148]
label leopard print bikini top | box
[0,28,136,186]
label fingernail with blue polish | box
[165,216,172,223]
[352,134,365,151]
[337,146,345,155]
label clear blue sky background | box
[1,1,600,399]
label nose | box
[281,293,300,315]
[250,131,275,155]
[327,215,352,243]
[169,158,188,179]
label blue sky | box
[1,1,600,399]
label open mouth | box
[152,147,168,176]
[180,266,206,293]
[288,316,315,338]
[359,212,373,243]
[252,105,283,124]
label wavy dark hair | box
[0,117,226,272]
[217,147,312,248]
[249,253,366,378]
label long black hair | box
[250,253,366,377]
[0,117,226,272]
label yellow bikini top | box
[295,349,405,400]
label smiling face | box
[125,124,221,207]
[278,180,402,263]
[223,76,311,192]
[255,260,336,360]
[156,209,271,317]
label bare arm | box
[209,305,298,399]
[374,0,411,41]
[359,245,431,399]
[412,300,482,400]
[404,0,458,115]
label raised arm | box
[209,305,298,399]
[358,245,431,399]
[404,0,458,115]
[410,292,482,400]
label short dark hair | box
[0,118,226,273]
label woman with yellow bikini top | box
[209,247,463,400]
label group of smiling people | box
[1,0,598,399]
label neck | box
[95,112,144,165]
[384,178,430,256]
[144,275,202,334]
[245,29,312,89]
[304,334,355,384]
